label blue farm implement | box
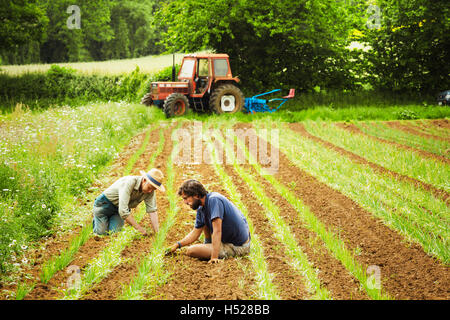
[244,88,295,113]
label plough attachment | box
[244,88,295,113]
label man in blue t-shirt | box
[168,179,251,263]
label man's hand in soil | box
[126,216,148,236]
[139,227,148,236]
[166,243,179,255]
[208,258,223,264]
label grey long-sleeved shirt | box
[103,176,157,219]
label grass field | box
[0,52,192,76]
[0,101,448,300]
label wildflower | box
[42,204,46,209]
[22,257,28,264]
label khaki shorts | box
[219,238,251,259]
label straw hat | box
[140,168,165,192]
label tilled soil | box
[152,121,257,300]
[385,120,450,143]
[232,123,368,300]
[4,120,449,301]
[331,122,449,204]
[17,126,159,300]
[281,123,449,299]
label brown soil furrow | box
[418,119,450,136]
[325,123,449,204]
[219,161,311,300]
[83,123,175,300]
[151,121,257,300]
[336,122,450,165]
[22,126,160,300]
[232,123,368,300]
[385,121,450,143]
[272,122,449,300]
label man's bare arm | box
[148,211,159,233]
[209,218,222,263]
[169,227,203,252]
[125,215,147,235]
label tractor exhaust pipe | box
[171,53,176,82]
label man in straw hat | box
[92,168,165,236]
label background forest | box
[1,0,449,97]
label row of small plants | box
[246,121,391,299]
[0,102,163,282]
[62,127,166,300]
[202,121,280,300]
[353,121,449,158]
[119,124,180,300]
[266,119,448,264]
[302,121,449,192]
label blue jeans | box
[92,193,124,235]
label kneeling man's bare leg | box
[186,243,213,260]
[186,227,212,259]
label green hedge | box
[0,65,175,111]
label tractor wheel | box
[209,84,245,114]
[163,93,189,118]
[140,93,153,106]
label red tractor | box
[140,53,245,118]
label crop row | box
[9,118,448,300]
[205,120,392,299]
[119,123,182,300]
[408,120,450,139]
[255,119,448,264]
[62,127,166,300]
[12,124,165,299]
[302,121,449,192]
[352,121,449,158]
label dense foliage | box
[362,0,450,93]
[156,0,366,92]
[0,0,448,95]
[0,65,176,110]
[0,0,163,64]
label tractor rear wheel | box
[163,93,189,118]
[140,93,153,106]
[209,84,245,114]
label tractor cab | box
[178,54,238,97]
[141,54,244,118]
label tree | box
[155,0,366,92]
[40,0,113,63]
[0,0,48,48]
[363,0,450,94]
[0,0,48,64]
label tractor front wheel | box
[209,84,245,114]
[140,93,153,106]
[163,93,189,118]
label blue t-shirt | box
[195,192,250,246]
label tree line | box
[0,0,163,64]
[1,0,448,95]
